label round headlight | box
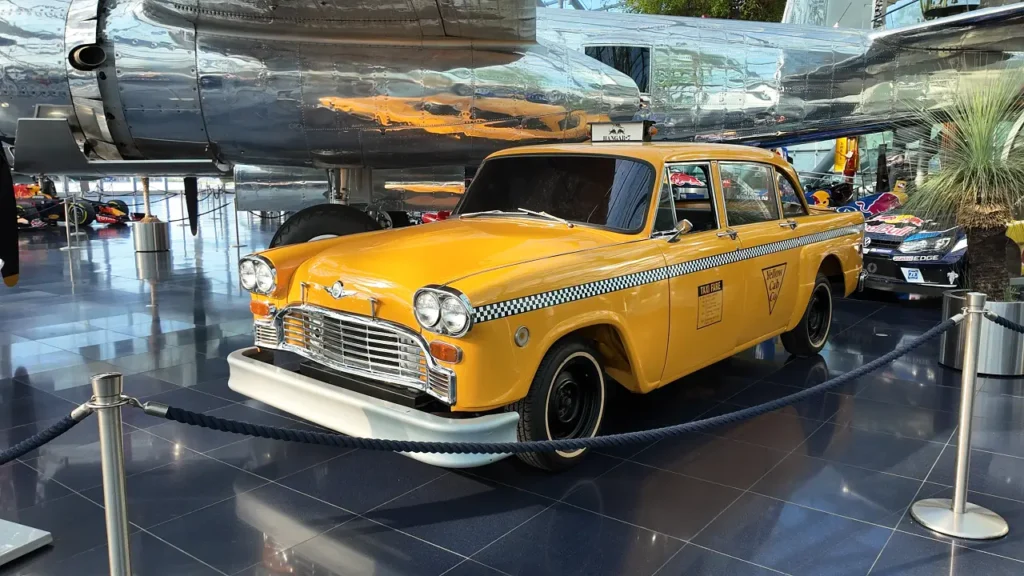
[414,291,441,327]
[440,296,469,335]
[239,260,256,290]
[254,261,275,293]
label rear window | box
[457,155,657,233]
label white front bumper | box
[227,347,519,468]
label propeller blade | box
[0,152,19,287]
[185,176,198,236]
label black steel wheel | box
[781,273,833,357]
[509,339,606,471]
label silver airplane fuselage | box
[1,1,1022,178]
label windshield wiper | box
[515,207,574,228]
[459,210,519,219]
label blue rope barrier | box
[0,415,84,466]
[153,316,959,455]
[985,311,1024,334]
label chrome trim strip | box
[472,224,862,324]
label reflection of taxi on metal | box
[228,122,865,471]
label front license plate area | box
[901,268,924,283]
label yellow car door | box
[717,161,803,348]
[655,162,744,382]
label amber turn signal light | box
[250,300,275,317]
[429,341,462,364]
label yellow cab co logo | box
[762,264,787,314]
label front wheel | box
[508,339,606,471]
[781,273,833,357]
[68,200,95,227]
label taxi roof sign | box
[590,121,655,143]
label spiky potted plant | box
[903,71,1024,374]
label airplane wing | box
[870,1,1024,52]
[144,0,536,43]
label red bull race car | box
[15,184,142,229]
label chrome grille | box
[253,322,279,348]
[270,306,455,404]
[867,237,903,250]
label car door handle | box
[779,219,797,230]
[716,229,738,240]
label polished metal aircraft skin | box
[0,0,1022,178]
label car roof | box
[487,141,782,165]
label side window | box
[720,163,780,226]
[667,163,718,232]
[652,169,677,233]
[584,46,651,93]
[777,171,808,217]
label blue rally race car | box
[806,184,981,296]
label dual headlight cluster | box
[413,287,473,337]
[239,255,276,295]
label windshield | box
[457,155,657,233]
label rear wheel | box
[269,204,379,248]
[106,199,129,214]
[781,273,833,357]
[508,339,606,471]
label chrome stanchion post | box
[231,197,246,248]
[90,373,132,576]
[177,190,188,227]
[911,292,1008,540]
[60,198,80,252]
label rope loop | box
[0,415,86,466]
[156,317,957,455]
[985,311,1024,334]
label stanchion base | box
[911,498,1009,540]
[0,519,51,566]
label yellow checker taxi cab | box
[228,123,865,471]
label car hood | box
[864,213,956,241]
[294,217,629,301]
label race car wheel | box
[106,199,129,214]
[269,204,379,248]
[781,273,833,357]
[68,200,95,227]
[508,339,606,471]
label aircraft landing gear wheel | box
[68,200,95,227]
[508,339,606,471]
[781,273,833,357]
[269,204,379,248]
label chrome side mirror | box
[667,219,693,243]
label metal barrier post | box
[177,191,188,227]
[59,198,80,252]
[911,292,1008,539]
[90,373,132,575]
[231,198,246,248]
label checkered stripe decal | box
[472,225,862,324]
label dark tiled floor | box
[2,197,1024,575]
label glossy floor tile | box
[2,199,1024,575]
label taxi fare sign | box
[697,280,724,329]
